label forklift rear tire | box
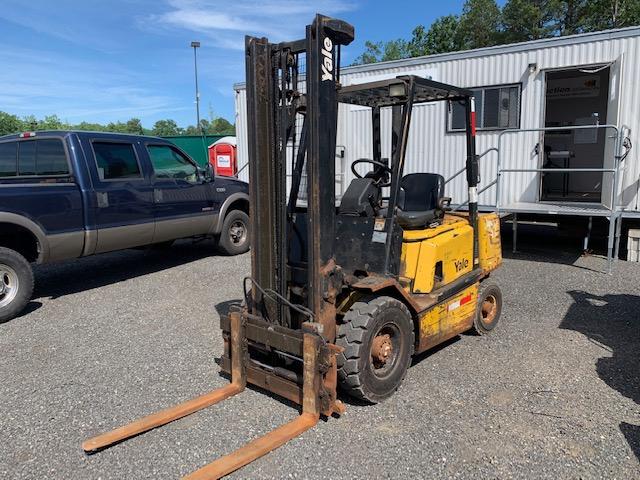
[337,296,414,403]
[218,210,250,256]
[472,282,502,335]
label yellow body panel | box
[395,213,502,354]
[400,216,473,294]
[417,283,478,352]
[400,213,502,295]
[478,213,502,272]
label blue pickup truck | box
[0,130,250,322]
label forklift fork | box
[82,311,325,479]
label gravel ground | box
[0,226,638,480]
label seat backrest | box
[399,173,444,212]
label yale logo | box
[454,258,469,272]
[321,36,333,81]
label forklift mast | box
[245,15,354,337]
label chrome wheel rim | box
[229,220,247,245]
[0,264,19,309]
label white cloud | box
[147,0,358,46]
[0,44,186,122]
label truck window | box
[93,142,142,181]
[0,139,69,178]
[18,141,37,175]
[36,139,68,175]
[147,145,197,183]
[0,142,17,177]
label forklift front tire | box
[337,296,414,403]
[472,282,502,335]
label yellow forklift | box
[83,14,503,479]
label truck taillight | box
[19,132,36,138]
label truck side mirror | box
[203,162,214,182]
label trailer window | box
[448,84,520,132]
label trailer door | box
[602,55,623,210]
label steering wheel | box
[351,158,392,187]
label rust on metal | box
[371,333,392,367]
[183,413,318,480]
[351,275,428,313]
[82,312,246,453]
[182,328,323,480]
[481,295,498,324]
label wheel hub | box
[482,295,497,323]
[0,264,19,308]
[229,221,246,244]
[371,333,393,366]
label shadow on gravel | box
[500,222,611,272]
[32,241,217,301]
[560,290,640,461]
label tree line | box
[0,111,235,137]
[354,0,640,64]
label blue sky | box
[0,0,472,129]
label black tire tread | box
[336,295,414,402]
[217,210,250,256]
[0,247,34,323]
[472,282,502,335]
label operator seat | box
[396,173,447,229]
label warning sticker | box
[374,218,386,232]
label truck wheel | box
[336,295,414,403]
[471,282,502,335]
[218,210,250,256]
[0,247,34,323]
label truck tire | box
[471,282,502,335]
[0,247,34,323]
[217,210,250,256]
[336,295,415,403]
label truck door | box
[84,138,155,253]
[144,143,216,243]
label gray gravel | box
[1,228,639,479]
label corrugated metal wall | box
[234,28,640,211]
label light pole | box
[190,41,201,131]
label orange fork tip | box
[82,383,243,453]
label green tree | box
[125,118,144,135]
[424,15,463,54]
[152,119,181,136]
[210,117,235,135]
[456,0,502,49]
[581,0,640,31]
[74,121,108,132]
[548,0,589,35]
[0,111,25,136]
[502,0,555,43]
[37,114,69,131]
[352,38,411,64]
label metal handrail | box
[444,147,497,185]
[495,124,621,213]
[452,179,497,212]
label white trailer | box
[234,27,640,269]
